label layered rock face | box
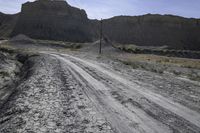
[0,12,18,38]
[11,0,97,42]
[103,14,200,50]
[1,0,200,50]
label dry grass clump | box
[125,54,200,69]
[0,41,16,54]
[36,39,82,49]
[112,52,200,81]
[115,44,200,59]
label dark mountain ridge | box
[0,0,200,50]
[103,14,200,50]
[11,0,98,42]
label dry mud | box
[0,51,199,133]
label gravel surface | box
[0,52,200,133]
[0,48,200,132]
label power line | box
[99,18,103,54]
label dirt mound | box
[81,38,119,54]
[10,34,35,44]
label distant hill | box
[11,0,98,42]
[0,0,200,50]
[103,14,200,50]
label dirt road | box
[0,52,200,133]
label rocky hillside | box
[0,0,200,50]
[11,0,98,42]
[0,12,18,38]
[103,14,200,50]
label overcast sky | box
[0,0,200,19]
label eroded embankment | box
[0,54,113,133]
[0,49,31,108]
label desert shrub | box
[72,44,82,49]
[0,47,15,54]
[0,71,9,77]
[173,70,181,75]
[164,58,170,62]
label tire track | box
[54,54,172,133]
[51,53,200,133]
[62,57,200,132]
[56,53,200,128]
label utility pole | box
[99,18,103,54]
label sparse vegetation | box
[0,39,83,55]
[36,39,83,50]
[115,44,200,59]
[110,53,200,81]
[0,41,16,54]
[0,71,9,77]
[189,75,200,81]
[116,54,200,69]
